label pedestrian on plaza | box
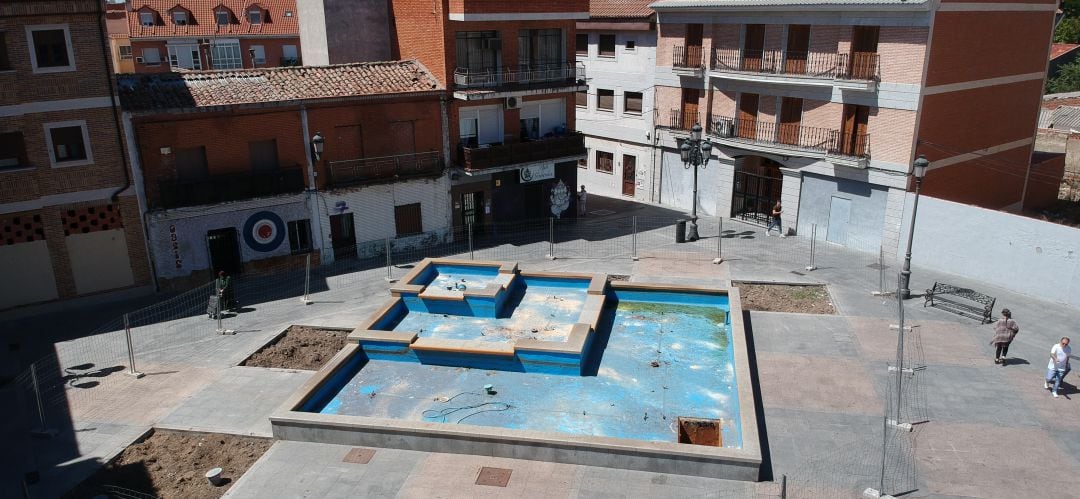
[1045,337,1072,398]
[765,200,784,237]
[989,308,1019,365]
[578,185,588,217]
[216,270,237,312]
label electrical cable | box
[422,391,513,423]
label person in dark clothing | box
[216,271,237,312]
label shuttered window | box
[597,89,614,111]
[394,203,423,237]
[624,92,642,115]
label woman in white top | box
[1045,337,1072,398]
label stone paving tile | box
[756,352,883,415]
[848,316,989,367]
[916,422,1080,498]
[879,364,1039,428]
[749,313,859,358]
[1000,364,1080,431]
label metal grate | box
[475,466,512,487]
[342,447,375,464]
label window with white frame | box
[596,150,614,174]
[211,40,242,69]
[118,45,133,60]
[624,92,643,115]
[250,45,265,64]
[248,8,262,24]
[44,121,93,167]
[518,99,566,140]
[172,10,189,25]
[167,43,201,70]
[597,89,614,112]
[287,219,312,254]
[139,11,156,26]
[216,9,231,25]
[26,25,75,73]
[142,47,161,65]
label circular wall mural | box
[242,211,286,252]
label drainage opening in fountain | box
[677,417,723,447]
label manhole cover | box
[342,447,375,464]
[475,466,512,487]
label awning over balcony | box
[458,132,586,172]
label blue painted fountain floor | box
[317,301,742,448]
[425,265,500,292]
[394,283,588,343]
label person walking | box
[1045,337,1072,398]
[765,200,784,237]
[216,270,237,312]
[578,185,588,217]
[989,308,1019,365]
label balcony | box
[706,115,870,168]
[156,166,305,210]
[458,132,586,172]
[710,49,878,91]
[452,63,587,100]
[327,152,444,188]
[672,46,705,77]
[657,109,703,132]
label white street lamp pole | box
[899,155,929,299]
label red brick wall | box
[1024,153,1066,210]
[925,11,1054,86]
[391,0,449,84]
[918,146,1032,209]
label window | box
[0,132,28,170]
[599,34,616,58]
[518,28,564,69]
[167,43,201,70]
[287,220,312,254]
[455,31,499,74]
[0,32,11,70]
[118,45,133,60]
[281,44,298,65]
[172,11,188,25]
[578,155,587,169]
[139,11,155,26]
[142,47,161,65]
[576,89,588,108]
[597,89,614,111]
[44,121,92,167]
[624,91,643,115]
[248,8,262,24]
[216,10,231,25]
[596,151,614,174]
[626,40,636,51]
[211,41,242,69]
[27,26,74,73]
[575,33,588,56]
[394,203,423,237]
[250,45,265,64]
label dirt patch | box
[66,429,271,499]
[734,283,835,314]
[241,325,348,370]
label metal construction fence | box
[9,213,912,498]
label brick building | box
[108,0,302,74]
[118,61,449,284]
[0,0,153,310]
[390,0,590,228]
[648,0,1062,252]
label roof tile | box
[590,0,654,19]
[127,0,298,38]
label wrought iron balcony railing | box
[459,132,586,171]
[673,45,705,71]
[453,62,584,89]
[327,151,443,187]
[156,165,305,209]
[707,116,870,159]
[711,48,879,81]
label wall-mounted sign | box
[243,211,286,252]
[519,163,555,183]
[168,224,182,269]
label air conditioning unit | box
[504,96,520,109]
[135,56,145,63]
[484,38,502,50]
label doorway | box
[684,24,704,67]
[731,156,783,225]
[785,25,810,75]
[849,26,879,80]
[778,97,804,146]
[328,213,356,260]
[461,191,485,233]
[742,24,765,71]
[622,155,636,197]
[680,88,700,130]
[826,196,852,244]
[737,93,760,139]
[206,228,242,275]
[839,104,870,156]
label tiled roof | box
[1040,106,1080,130]
[650,0,928,8]
[126,0,299,38]
[590,0,655,19]
[1051,43,1080,61]
[117,61,443,112]
[1042,91,1080,110]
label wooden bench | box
[924,282,995,324]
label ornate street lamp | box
[899,155,929,299]
[680,123,713,241]
[311,132,325,161]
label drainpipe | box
[120,111,159,291]
[299,105,327,261]
[96,0,132,203]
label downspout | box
[97,0,131,203]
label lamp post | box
[310,132,325,161]
[679,123,713,241]
[899,155,929,299]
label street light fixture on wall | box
[899,154,929,299]
[311,132,325,161]
[679,123,713,241]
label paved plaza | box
[2,195,1078,498]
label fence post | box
[384,237,396,282]
[871,245,893,296]
[713,218,723,264]
[546,217,556,260]
[29,362,57,437]
[805,223,818,271]
[301,253,312,304]
[631,216,639,261]
[468,222,474,260]
[123,313,144,377]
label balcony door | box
[518,28,563,74]
[839,104,870,156]
[681,88,699,130]
[683,24,703,68]
[459,105,503,147]
[784,25,810,75]
[778,98,803,146]
[742,25,765,72]
[849,26,879,80]
[737,93,759,139]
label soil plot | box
[734,283,835,314]
[241,325,348,370]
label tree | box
[1048,59,1080,93]
[1056,17,1080,44]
